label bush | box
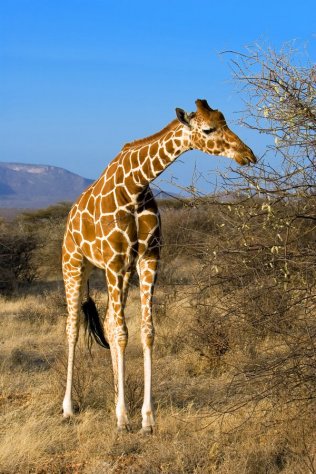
[0,227,38,291]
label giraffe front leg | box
[137,257,158,434]
[105,264,130,432]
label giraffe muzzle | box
[246,152,257,165]
[239,150,257,166]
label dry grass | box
[0,282,315,474]
[1,193,315,472]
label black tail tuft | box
[82,297,110,350]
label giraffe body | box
[62,99,256,431]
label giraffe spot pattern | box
[62,99,256,428]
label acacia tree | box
[227,43,316,196]
[165,44,316,458]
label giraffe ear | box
[175,108,191,127]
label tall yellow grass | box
[0,284,315,473]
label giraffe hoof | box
[62,409,80,425]
[62,402,79,418]
[117,424,131,433]
[140,426,153,435]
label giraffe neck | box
[121,120,191,192]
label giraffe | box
[62,99,256,433]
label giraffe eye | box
[203,128,216,135]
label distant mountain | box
[0,161,180,212]
[0,162,93,208]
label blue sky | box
[1,0,315,193]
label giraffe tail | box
[82,296,110,350]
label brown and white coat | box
[62,99,256,433]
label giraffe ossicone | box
[62,99,256,431]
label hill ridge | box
[0,161,93,208]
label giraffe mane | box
[122,119,180,151]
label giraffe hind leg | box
[62,258,92,417]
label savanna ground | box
[0,196,315,473]
[1,43,316,474]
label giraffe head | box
[176,99,256,165]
